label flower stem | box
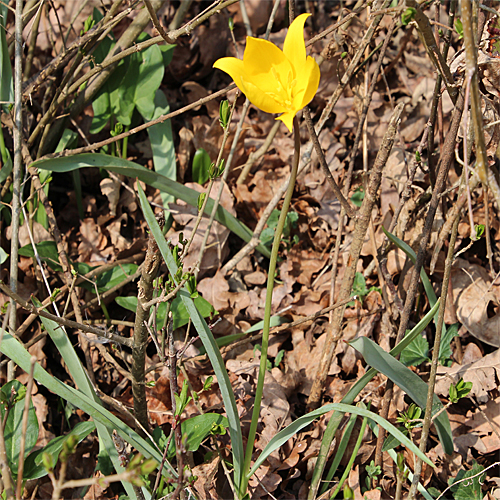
[240,117,300,495]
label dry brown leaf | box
[106,214,131,252]
[450,259,500,347]
[100,176,121,216]
[78,218,108,264]
[192,454,221,500]
[198,271,231,312]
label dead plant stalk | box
[131,212,165,434]
[308,103,404,408]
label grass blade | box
[248,402,434,478]
[137,183,244,498]
[33,153,270,258]
[350,336,453,454]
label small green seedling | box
[174,380,192,417]
[449,378,472,404]
[348,272,381,307]
[364,460,382,491]
[396,403,422,431]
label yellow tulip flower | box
[213,13,320,132]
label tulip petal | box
[277,111,295,132]
[243,37,292,88]
[283,13,310,72]
[241,79,287,115]
[213,56,248,85]
[294,55,321,109]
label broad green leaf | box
[167,413,228,458]
[450,462,485,500]
[1,380,38,474]
[89,8,115,134]
[350,336,453,454]
[0,247,7,264]
[137,184,245,496]
[115,293,214,330]
[439,322,460,363]
[137,89,176,209]
[308,300,442,499]
[19,241,62,271]
[400,331,429,367]
[23,421,95,480]
[79,263,138,293]
[192,149,211,185]
[132,44,164,120]
[32,153,271,258]
[248,402,433,478]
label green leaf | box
[79,263,138,293]
[34,298,153,499]
[1,380,38,474]
[137,183,245,497]
[0,247,8,264]
[248,402,434,478]
[382,427,409,452]
[23,421,95,480]
[349,336,453,454]
[131,44,164,121]
[19,241,62,272]
[450,462,484,500]
[401,7,417,25]
[382,227,445,339]
[455,18,464,38]
[400,331,429,367]
[219,100,230,128]
[193,149,211,185]
[439,322,460,364]
[0,0,14,108]
[167,413,228,458]
[0,331,176,480]
[351,187,364,207]
[33,153,271,258]
[115,294,214,330]
[137,89,176,209]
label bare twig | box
[0,282,132,347]
[407,211,459,499]
[308,103,404,409]
[132,212,165,433]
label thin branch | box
[0,282,133,347]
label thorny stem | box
[407,205,461,499]
[240,116,301,496]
